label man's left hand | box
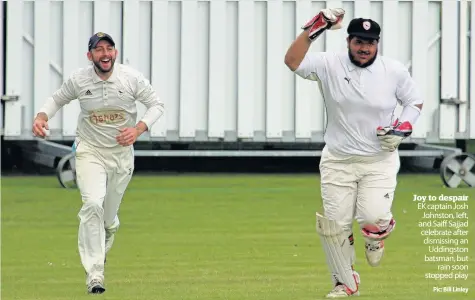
[116,127,138,146]
[376,119,412,152]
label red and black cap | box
[347,18,380,40]
[88,32,115,51]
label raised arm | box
[284,8,345,80]
[284,30,313,72]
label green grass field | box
[1,174,474,300]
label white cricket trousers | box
[319,146,400,233]
[74,137,134,283]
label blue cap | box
[88,32,115,51]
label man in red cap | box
[284,8,423,298]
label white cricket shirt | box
[39,63,164,148]
[294,52,423,156]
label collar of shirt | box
[91,65,119,83]
[344,53,380,74]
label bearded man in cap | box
[32,32,165,294]
[284,8,423,298]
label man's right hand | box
[32,113,49,138]
[302,8,345,41]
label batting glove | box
[376,119,413,152]
[301,8,345,42]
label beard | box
[93,57,116,73]
[348,49,378,68]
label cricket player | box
[284,9,423,298]
[32,32,164,294]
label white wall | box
[3,0,474,142]
[0,1,4,133]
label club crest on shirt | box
[89,109,126,125]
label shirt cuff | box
[139,105,164,130]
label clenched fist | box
[32,113,50,138]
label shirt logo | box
[89,110,126,125]
[344,77,351,83]
[85,90,92,96]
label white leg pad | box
[316,212,359,294]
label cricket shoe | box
[325,270,360,298]
[87,278,105,294]
[365,240,384,267]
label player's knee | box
[78,202,104,221]
[357,210,391,227]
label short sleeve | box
[294,52,328,82]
